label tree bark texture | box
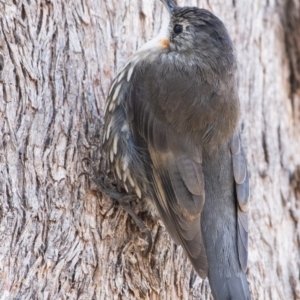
[0,0,300,299]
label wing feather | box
[231,133,249,272]
[150,149,208,277]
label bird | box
[102,0,251,299]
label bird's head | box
[138,0,236,72]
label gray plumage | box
[103,1,250,299]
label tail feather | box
[208,270,251,300]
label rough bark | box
[0,0,299,299]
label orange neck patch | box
[160,39,170,49]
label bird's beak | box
[161,0,177,13]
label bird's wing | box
[231,133,249,272]
[129,93,208,278]
[149,149,208,278]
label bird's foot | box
[80,157,153,256]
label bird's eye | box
[173,24,183,34]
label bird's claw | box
[81,157,153,255]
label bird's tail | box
[208,268,251,300]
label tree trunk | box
[0,0,299,299]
